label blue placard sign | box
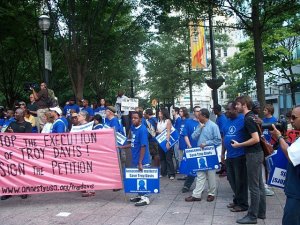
[185,146,220,172]
[124,168,160,194]
[156,127,179,152]
[266,147,288,189]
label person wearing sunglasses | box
[271,105,300,225]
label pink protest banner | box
[0,129,122,195]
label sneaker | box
[135,196,150,206]
[265,188,274,196]
[169,176,175,180]
[1,195,12,200]
[130,196,142,202]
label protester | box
[157,108,175,180]
[115,91,130,135]
[233,96,266,224]
[221,101,248,212]
[32,82,49,130]
[81,99,94,120]
[24,109,37,133]
[213,104,228,177]
[270,105,300,225]
[94,98,107,123]
[27,94,38,117]
[41,111,54,133]
[50,107,68,133]
[181,106,201,193]
[185,108,221,202]
[1,109,15,133]
[120,111,151,206]
[144,108,159,167]
[1,108,32,200]
[63,97,80,118]
[70,112,79,128]
[93,114,103,130]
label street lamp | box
[38,14,51,86]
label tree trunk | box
[252,2,265,116]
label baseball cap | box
[106,106,116,113]
[50,106,62,116]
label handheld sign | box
[124,168,160,194]
[121,98,139,111]
[179,152,197,176]
[103,125,127,145]
[185,145,220,173]
[70,121,94,132]
[155,127,179,152]
[266,146,288,189]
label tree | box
[221,0,300,110]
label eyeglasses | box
[291,115,299,120]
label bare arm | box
[232,132,260,148]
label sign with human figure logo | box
[184,145,220,173]
[124,168,160,194]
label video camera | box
[261,122,283,131]
[24,82,39,92]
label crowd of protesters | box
[0,82,299,224]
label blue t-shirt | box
[0,118,5,126]
[131,124,150,166]
[82,106,94,117]
[179,118,187,150]
[216,113,227,136]
[105,117,124,134]
[262,116,277,143]
[222,114,246,159]
[173,116,181,132]
[94,106,107,114]
[63,104,80,118]
[182,118,199,148]
[1,118,16,132]
[61,117,69,131]
[51,119,67,133]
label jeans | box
[159,146,175,177]
[226,155,248,210]
[246,151,266,219]
[283,197,300,225]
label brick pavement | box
[0,175,285,225]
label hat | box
[50,106,62,116]
[19,101,26,105]
[106,106,116,113]
[212,104,221,112]
[252,101,260,110]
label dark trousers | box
[226,155,248,210]
[159,146,175,177]
[121,115,130,136]
[246,151,266,219]
[184,175,196,189]
[283,197,300,225]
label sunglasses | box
[291,115,299,120]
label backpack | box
[47,88,58,107]
[146,119,156,138]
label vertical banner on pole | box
[189,21,207,70]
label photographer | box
[31,82,49,130]
[271,105,300,225]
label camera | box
[261,122,283,131]
[23,82,39,92]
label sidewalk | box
[0,175,285,225]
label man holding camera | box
[271,105,300,225]
[31,82,49,130]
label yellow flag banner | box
[189,21,207,70]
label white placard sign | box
[70,121,94,132]
[121,98,139,111]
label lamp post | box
[38,14,51,86]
